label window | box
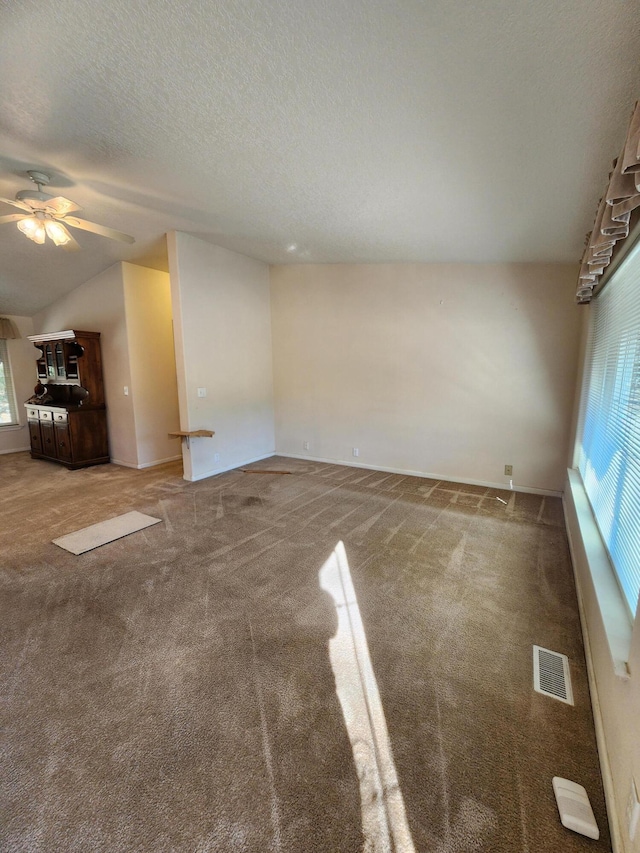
[0,339,19,427]
[578,239,640,615]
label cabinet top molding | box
[27,330,101,343]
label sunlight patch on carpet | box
[320,541,416,853]
[52,511,162,555]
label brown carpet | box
[0,452,610,852]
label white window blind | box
[578,239,640,616]
[0,339,19,427]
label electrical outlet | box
[353,447,359,457]
[214,452,220,463]
[303,441,310,451]
[504,464,513,476]
[626,778,640,841]
[197,387,207,398]
[123,386,129,396]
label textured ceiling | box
[1,0,640,315]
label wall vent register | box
[533,645,574,705]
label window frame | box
[576,238,640,618]
[0,338,20,429]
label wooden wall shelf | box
[168,429,215,449]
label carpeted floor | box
[0,452,610,852]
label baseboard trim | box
[137,455,182,469]
[0,445,30,455]
[275,452,562,496]
[185,451,276,482]
[110,454,182,470]
[110,458,137,469]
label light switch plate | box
[197,387,207,398]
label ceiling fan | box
[0,171,135,250]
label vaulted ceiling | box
[1,0,640,315]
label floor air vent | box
[533,645,573,705]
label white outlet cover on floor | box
[552,777,599,840]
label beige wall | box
[122,263,180,467]
[0,315,35,455]
[270,263,581,493]
[33,262,180,469]
[168,232,275,481]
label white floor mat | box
[53,511,162,555]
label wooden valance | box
[578,101,640,303]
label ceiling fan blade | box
[63,215,135,244]
[0,196,33,213]
[0,213,26,224]
[57,223,81,252]
[46,196,82,216]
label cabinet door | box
[64,342,81,380]
[28,420,42,454]
[35,345,47,379]
[39,420,57,458]
[54,342,66,378]
[54,423,73,463]
[44,344,55,379]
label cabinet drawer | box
[26,408,39,419]
[53,411,68,423]
[39,410,52,421]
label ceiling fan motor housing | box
[15,171,54,207]
[16,189,55,207]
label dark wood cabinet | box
[25,330,109,469]
[28,418,43,454]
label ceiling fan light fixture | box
[17,216,45,244]
[45,219,71,246]
[2,172,134,248]
[17,216,38,236]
